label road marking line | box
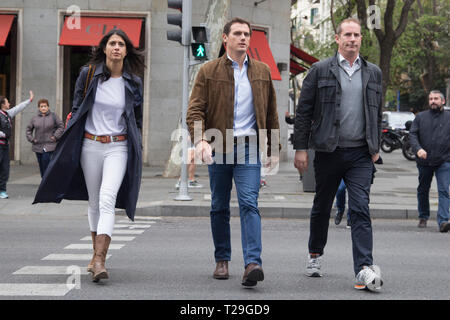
[204,194,211,200]
[113,230,145,235]
[0,283,75,296]
[133,216,162,220]
[42,254,111,261]
[274,196,285,200]
[114,224,151,229]
[80,236,135,241]
[13,266,89,275]
[64,244,124,250]
[117,220,156,224]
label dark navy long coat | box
[33,63,143,221]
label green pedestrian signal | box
[191,25,209,61]
[191,43,207,60]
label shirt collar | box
[338,52,360,67]
[227,53,248,67]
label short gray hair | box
[429,90,445,100]
[336,18,361,35]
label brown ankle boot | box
[92,234,111,282]
[87,231,97,273]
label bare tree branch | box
[395,0,415,39]
[331,0,337,34]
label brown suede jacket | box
[187,54,280,156]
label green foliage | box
[391,4,450,110]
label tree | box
[355,0,416,105]
[390,0,449,110]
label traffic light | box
[191,26,209,60]
[166,0,191,45]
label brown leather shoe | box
[87,231,97,273]
[92,234,111,282]
[242,263,264,287]
[418,219,427,228]
[213,261,229,279]
[439,222,450,233]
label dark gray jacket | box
[409,109,450,167]
[294,53,383,155]
[26,111,64,153]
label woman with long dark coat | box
[33,29,145,282]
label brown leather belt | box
[84,132,127,143]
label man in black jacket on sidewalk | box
[409,90,450,232]
[293,18,383,292]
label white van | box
[382,111,415,129]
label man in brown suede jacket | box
[187,17,280,287]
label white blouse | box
[85,76,127,136]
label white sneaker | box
[355,265,383,292]
[306,254,322,277]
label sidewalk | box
[1,150,438,220]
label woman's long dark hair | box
[87,29,145,82]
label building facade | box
[0,0,291,166]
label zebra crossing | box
[0,216,161,297]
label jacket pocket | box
[318,79,336,103]
[367,82,381,107]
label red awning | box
[0,15,15,47]
[290,59,307,76]
[290,44,318,65]
[248,30,282,81]
[59,17,142,47]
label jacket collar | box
[93,62,133,81]
[330,52,370,87]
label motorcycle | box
[381,127,405,153]
[401,121,416,161]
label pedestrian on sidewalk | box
[33,29,145,282]
[26,99,64,177]
[175,135,203,189]
[409,90,450,232]
[334,179,350,228]
[187,17,280,287]
[0,91,34,199]
[293,18,383,292]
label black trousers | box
[308,146,376,275]
[0,146,10,192]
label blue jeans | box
[309,146,375,275]
[36,151,53,178]
[417,162,450,227]
[208,144,262,267]
[335,179,350,221]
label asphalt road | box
[0,213,449,301]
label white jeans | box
[80,138,128,237]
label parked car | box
[382,111,416,130]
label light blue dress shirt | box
[227,54,257,137]
[338,53,361,78]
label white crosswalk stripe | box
[113,229,145,234]
[0,284,76,296]
[114,224,151,229]
[42,254,111,261]
[117,220,156,224]
[64,244,124,250]
[80,236,135,241]
[13,266,89,275]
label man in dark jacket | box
[409,90,450,232]
[293,18,383,292]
